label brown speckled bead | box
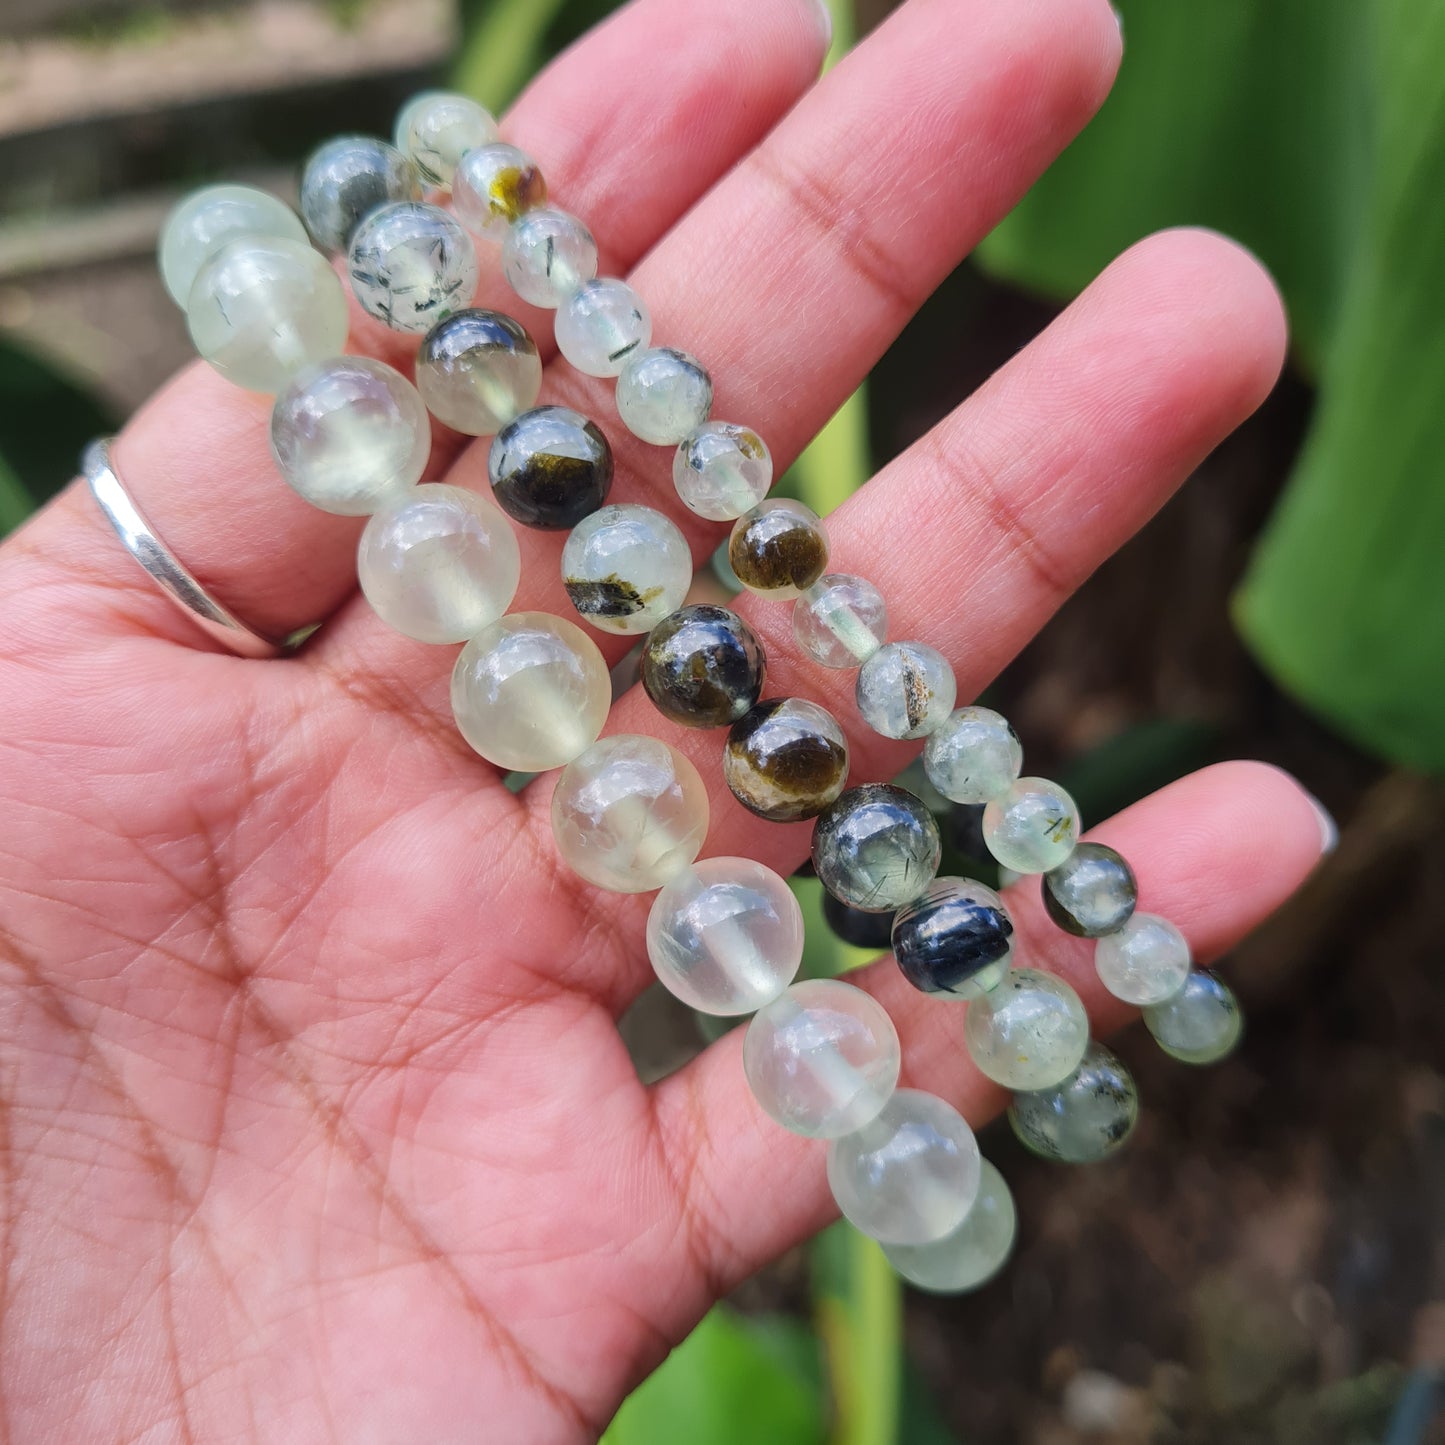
[724,697,849,823]
[728,498,829,599]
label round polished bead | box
[963,967,1090,1090]
[187,237,348,393]
[554,278,651,377]
[793,574,888,668]
[1143,972,1243,1065]
[357,483,520,643]
[728,498,828,599]
[811,784,941,912]
[982,777,1082,875]
[484,404,612,528]
[394,91,499,189]
[453,143,547,244]
[1042,841,1137,938]
[1094,912,1190,1006]
[502,208,598,308]
[417,310,543,436]
[299,135,421,254]
[745,979,900,1137]
[673,422,770,520]
[647,857,803,1015]
[891,877,1014,1000]
[923,706,1023,805]
[827,1089,981,1246]
[553,736,709,893]
[1009,1042,1139,1164]
[159,184,306,308]
[883,1159,1016,1293]
[823,892,896,949]
[270,356,429,516]
[451,611,610,772]
[856,641,957,741]
[641,604,765,728]
[561,504,691,636]
[616,348,714,447]
[724,697,849,823]
[348,201,478,334]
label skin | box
[0,0,1331,1439]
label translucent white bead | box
[673,422,771,521]
[187,238,348,394]
[923,706,1023,805]
[618,348,714,447]
[299,135,421,254]
[963,967,1090,1090]
[561,504,692,636]
[159,184,306,308]
[883,1159,1016,1293]
[647,857,803,1015]
[856,641,957,741]
[270,356,429,516]
[827,1089,981,1246]
[744,979,900,1136]
[416,309,542,436]
[451,612,610,772]
[1094,912,1191,1006]
[554,278,651,377]
[552,735,709,893]
[502,208,598,308]
[348,201,478,334]
[982,776,1081,874]
[453,143,547,245]
[394,90,499,190]
[1143,972,1243,1065]
[1009,1042,1138,1164]
[793,574,888,668]
[357,483,520,644]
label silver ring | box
[82,437,286,660]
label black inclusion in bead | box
[823,890,897,949]
[487,404,613,529]
[891,879,1015,998]
[1041,841,1138,938]
[641,605,765,728]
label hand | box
[0,0,1329,1439]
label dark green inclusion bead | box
[811,784,941,912]
[487,404,612,529]
[641,605,766,728]
[891,877,1014,999]
[1041,841,1138,938]
[723,697,849,823]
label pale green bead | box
[348,202,478,334]
[793,574,888,668]
[299,135,421,254]
[394,91,499,189]
[1143,972,1243,1065]
[502,209,598,308]
[923,706,1023,805]
[618,348,714,446]
[856,641,957,741]
[561,504,692,636]
[159,184,306,308]
[963,967,1089,1090]
[982,776,1081,874]
[1008,1042,1139,1163]
[1094,912,1191,1006]
[673,422,771,521]
[554,278,651,377]
[883,1159,1016,1292]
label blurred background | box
[3,0,1444,1441]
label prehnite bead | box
[856,641,957,741]
[451,611,610,772]
[299,135,421,254]
[641,604,765,728]
[891,877,1014,1001]
[792,574,888,669]
[554,277,652,377]
[417,310,543,437]
[1009,1042,1139,1164]
[728,498,829,599]
[673,422,771,520]
[963,967,1090,1090]
[1143,971,1243,1065]
[502,208,598,308]
[883,1159,1016,1293]
[485,404,612,528]
[452,143,547,244]
[647,857,803,1015]
[1042,841,1137,938]
[159,184,307,308]
[923,706,1023,806]
[394,91,499,189]
[187,237,348,394]
[811,784,941,912]
[826,1089,981,1246]
[551,734,710,893]
[823,891,896,949]
[744,979,901,1137]
[356,483,520,644]
[616,348,714,447]
[982,776,1082,875]
[561,504,692,636]
[270,356,429,516]
[1094,911,1191,1006]
[724,697,849,823]
[348,201,478,334]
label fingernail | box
[1110,5,1125,42]
[1304,789,1338,855]
[810,0,833,51]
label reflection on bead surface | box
[673,422,771,520]
[827,1089,981,1246]
[159,184,306,307]
[647,857,803,1015]
[417,310,543,436]
[451,611,609,771]
[725,698,849,823]
[923,706,1023,805]
[745,979,900,1137]
[892,877,1014,1000]
[963,967,1089,1090]
[453,143,547,244]
[555,278,651,377]
[1009,1042,1139,1164]
[856,641,957,741]
[793,574,887,668]
[982,777,1081,874]
[1095,912,1190,1006]
[188,238,348,393]
[357,483,520,643]
[1042,842,1137,938]
[299,136,421,253]
[394,91,499,189]
[641,605,765,728]
[552,735,710,893]
[1143,972,1243,1064]
[883,1159,1015,1293]
[616,348,713,447]
[561,504,691,635]
[823,892,896,949]
[729,499,829,598]
[348,202,478,334]
[812,784,940,912]
[502,208,598,308]
[485,404,610,527]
